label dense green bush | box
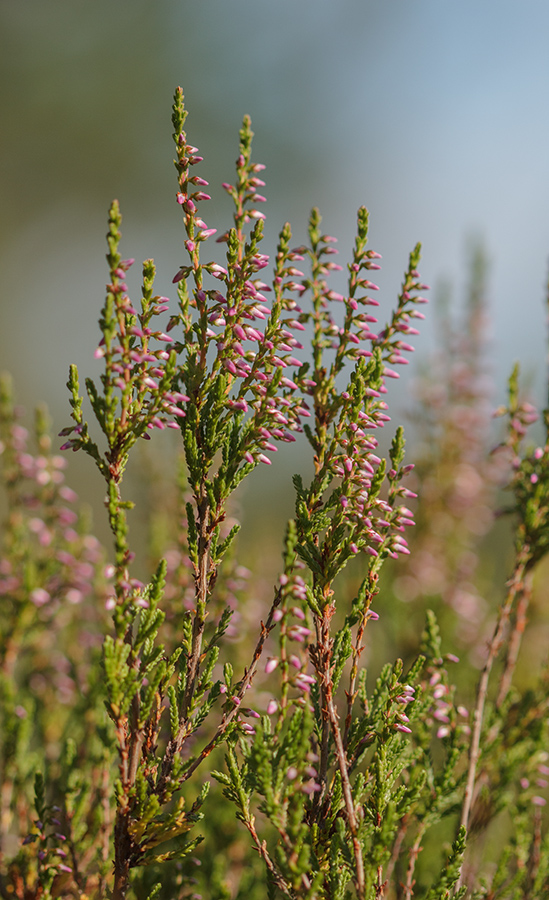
[2,89,549,900]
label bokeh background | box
[1,0,549,534]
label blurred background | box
[1,0,549,538]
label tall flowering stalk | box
[55,87,434,899]
[454,362,549,888]
[392,244,497,652]
[0,375,111,897]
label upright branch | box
[460,364,549,841]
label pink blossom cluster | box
[329,406,418,562]
[519,755,549,808]
[392,683,416,735]
[427,667,469,740]
[285,753,322,796]
[285,220,429,571]
[261,564,319,714]
[60,248,186,453]
[22,805,73,880]
[392,278,499,653]
[0,413,105,617]
[169,122,316,469]
[414,658,470,743]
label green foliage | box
[2,88,549,900]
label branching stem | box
[460,546,531,836]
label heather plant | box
[2,88,549,900]
[392,245,496,640]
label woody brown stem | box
[460,546,531,838]
[183,495,211,717]
[496,570,532,708]
[313,600,365,900]
[403,826,425,900]
[326,689,365,899]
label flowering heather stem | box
[325,684,365,899]
[460,545,532,836]
[182,497,211,718]
[5,81,549,900]
[344,574,377,748]
[496,570,533,708]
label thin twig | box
[160,586,284,789]
[311,615,331,820]
[344,586,375,748]
[402,827,424,900]
[245,815,297,899]
[385,816,409,886]
[524,806,542,900]
[375,865,386,899]
[326,681,365,900]
[496,571,532,708]
[183,495,211,717]
[460,549,530,836]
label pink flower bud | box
[395,723,412,734]
[222,358,237,375]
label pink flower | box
[30,587,50,607]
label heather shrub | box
[1,88,549,900]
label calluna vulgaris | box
[2,88,549,900]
